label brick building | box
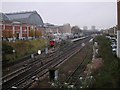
[44,23,71,35]
[1,11,45,40]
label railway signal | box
[45,48,48,54]
[31,54,34,58]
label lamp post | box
[12,49,16,60]
[38,50,41,55]
[38,50,43,65]
[45,28,49,55]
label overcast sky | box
[2,2,117,30]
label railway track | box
[2,38,75,78]
[19,44,83,89]
[2,42,68,83]
[2,52,55,83]
[19,38,91,89]
[65,42,93,88]
[2,37,91,90]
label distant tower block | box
[91,26,96,30]
[117,0,120,58]
[83,26,88,30]
[63,23,71,33]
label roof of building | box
[5,11,44,26]
[6,11,33,20]
[0,13,10,21]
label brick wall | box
[2,23,44,38]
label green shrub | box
[93,35,119,88]
[2,39,46,63]
[2,43,13,54]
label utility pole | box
[117,0,120,58]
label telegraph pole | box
[117,0,120,58]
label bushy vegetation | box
[93,35,120,88]
[2,39,46,63]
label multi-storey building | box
[83,26,88,30]
[103,26,117,36]
[45,23,71,35]
[1,11,45,40]
[62,23,71,33]
[91,26,96,30]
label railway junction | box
[1,35,103,89]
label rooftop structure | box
[1,11,45,40]
[0,13,10,21]
[5,11,44,26]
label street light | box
[12,49,16,60]
[38,50,41,55]
[44,32,49,55]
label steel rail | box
[2,37,91,90]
